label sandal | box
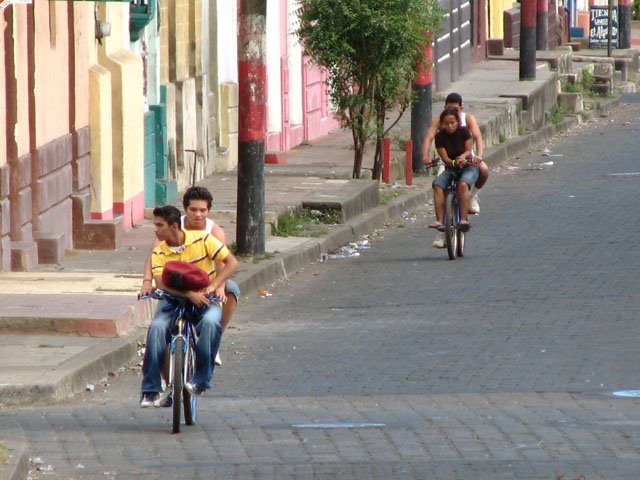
[428,222,445,231]
[458,220,471,232]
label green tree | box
[296,0,442,179]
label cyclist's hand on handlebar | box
[205,284,227,303]
[138,282,154,299]
[186,290,211,308]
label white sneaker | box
[214,352,222,366]
[432,232,445,248]
[469,194,480,214]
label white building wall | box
[144,14,161,106]
[217,0,238,84]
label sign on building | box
[589,7,618,48]
[0,0,31,10]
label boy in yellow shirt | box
[140,205,238,407]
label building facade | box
[1,0,490,272]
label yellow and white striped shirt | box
[151,229,229,283]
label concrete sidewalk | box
[0,47,633,480]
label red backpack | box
[162,261,210,291]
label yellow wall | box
[195,0,202,75]
[488,0,514,40]
[159,0,169,84]
[176,0,190,80]
[218,82,238,171]
[89,65,114,216]
[95,1,144,225]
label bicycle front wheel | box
[456,221,465,257]
[183,335,198,426]
[172,337,184,434]
[445,192,458,260]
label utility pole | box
[520,0,537,80]
[237,0,266,256]
[619,0,630,48]
[410,33,433,171]
[608,0,613,56]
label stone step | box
[0,292,153,337]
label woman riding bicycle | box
[428,107,479,233]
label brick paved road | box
[3,97,640,479]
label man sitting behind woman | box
[428,107,480,232]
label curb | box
[233,187,428,297]
[0,441,29,480]
[0,331,146,407]
[483,95,621,167]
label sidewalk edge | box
[0,441,29,480]
[0,330,146,407]
[235,188,428,295]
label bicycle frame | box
[443,176,466,260]
[140,290,223,433]
[443,180,461,224]
[168,318,197,398]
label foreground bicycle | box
[426,158,470,260]
[140,290,223,433]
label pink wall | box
[34,0,70,146]
[73,3,91,130]
[15,7,30,158]
[0,15,6,167]
[266,1,337,154]
[302,60,337,141]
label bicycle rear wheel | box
[445,192,458,260]
[172,337,184,434]
[183,335,198,426]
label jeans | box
[433,166,479,190]
[141,299,223,392]
[225,279,241,302]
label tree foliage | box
[296,0,443,178]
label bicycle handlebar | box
[140,289,225,325]
[139,289,225,304]
[424,155,479,170]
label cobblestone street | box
[3,100,640,479]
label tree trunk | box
[351,112,367,179]
[371,106,386,180]
[353,142,365,179]
[372,139,381,180]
